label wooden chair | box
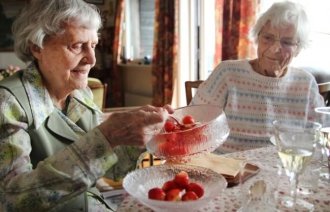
[318,82,330,106]
[185,80,204,105]
[88,77,108,110]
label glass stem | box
[289,172,298,206]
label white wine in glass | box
[278,148,313,175]
[273,120,321,211]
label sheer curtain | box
[124,0,140,60]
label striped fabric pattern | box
[191,59,324,153]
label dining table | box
[113,146,330,212]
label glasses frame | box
[258,32,300,52]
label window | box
[122,0,155,61]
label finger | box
[139,105,156,112]
[142,112,164,125]
[163,104,175,114]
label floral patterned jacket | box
[0,64,142,211]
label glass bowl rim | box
[145,104,225,135]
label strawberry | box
[182,191,199,201]
[148,187,166,200]
[186,182,204,198]
[164,121,176,132]
[165,188,181,201]
[162,180,181,192]
[174,171,190,188]
[182,115,195,125]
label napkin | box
[186,153,259,186]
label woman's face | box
[31,22,98,95]
[257,22,300,77]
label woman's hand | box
[98,104,174,148]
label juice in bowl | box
[146,104,230,163]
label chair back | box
[318,82,330,106]
[88,77,108,110]
[185,80,204,105]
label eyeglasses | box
[259,32,299,51]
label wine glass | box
[272,120,321,210]
[315,107,330,183]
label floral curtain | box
[151,0,178,107]
[108,0,125,107]
[214,0,258,67]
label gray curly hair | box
[12,0,102,62]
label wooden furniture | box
[184,80,204,105]
[318,82,330,106]
[88,77,108,110]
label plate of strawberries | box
[146,105,230,163]
[123,164,227,211]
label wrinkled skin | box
[252,21,300,78]
[99,104,174,148]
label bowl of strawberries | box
[146,105,229,162]
[123,164,227,211]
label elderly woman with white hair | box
[191,1,324,154]
[0,0,173,211]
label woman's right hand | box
[98,105,174,148]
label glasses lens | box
[259,33,298,51]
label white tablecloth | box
[116,146,330,211]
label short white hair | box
[250,1,310,50]
[12,0,102,62]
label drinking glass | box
[315,107,330,183]
[272,120,321,210]
[238,161,276,212]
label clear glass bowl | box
[123,164,227,212]
[146,105,229,162]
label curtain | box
[151,0,178,107]
[214,0,258,67]
[108,0,125,107]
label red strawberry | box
[186,182,204,198]
[174,171,190,188]
[182,115,195,125]
[164,121,176,132]
[182,191,199,201]
[165,188,181,201]
[162,180,181,192]
[148,187,166,200]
